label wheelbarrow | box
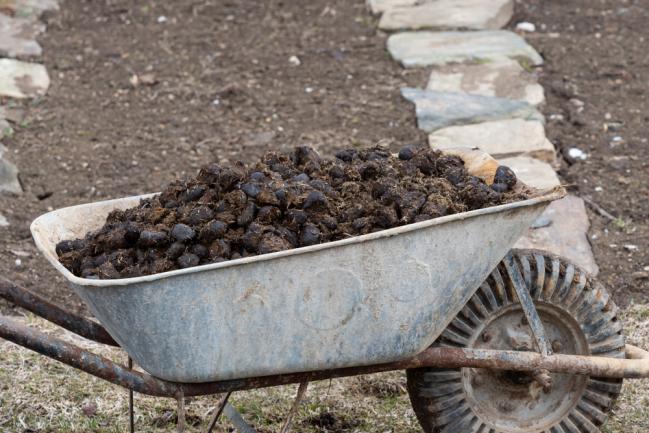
[1,150,648,433]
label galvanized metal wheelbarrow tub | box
[2,149,649,433]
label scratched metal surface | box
[30,190,561,383]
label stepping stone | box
[401,88,543,132]
[379,0,513,31]
[498,155,560,190]
[0,58,49,98]
[388,30,544,68]
[427,58,544,106]
[0,118,10,139]
[1,0,59,18]
[0,145,22,194]
[0,13,44,57]
[429,119,556,163]
[368,0,418,14]
[515,195,599,275]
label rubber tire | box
[406,249,625,433]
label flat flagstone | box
[2,0,59,18]
[498,155,560,190]
[401,88,543,132]
[379,0,513,31]
[0,58,49,98]
[426,58,544,106]
[0,145,22,194]
[429,119,556,163]
[515,195,599,275]
[388,30,543,67]
[0,118,10,139]
[0,13,44,57]
[368,0,419,14]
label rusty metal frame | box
[2,312,649,399]
[0,277,117,346]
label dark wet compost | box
[57,146,527,279]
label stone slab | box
[515,195,599,275]
[379,0,513,31]
[0,13,43,57]
[1,0,59,18]
[0,145,22,194]
[0,58,49,98]
[429,119,556,163]
[498,155,560,190]
[401,88,543,132]
[0,118,10,139]
[368,0,419,14]
[387,30,544,68]
[426,58,544,106]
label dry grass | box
[2,306,649,433]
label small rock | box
[566,147,588,162]
[610,136,624,147]
[632,271,649,280]
[288,55,301,66]
[515,21,536,32]
[624,244,639,252]
[157,15,167,23]
[14,258,21,267]
[139,73,158,86]
[605,122,623,132]
[0,213,8,227]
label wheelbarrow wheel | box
[406,249,625,433]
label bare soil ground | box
[513,0,649,306]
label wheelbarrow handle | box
[0,277,118,346]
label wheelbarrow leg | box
[128,356,135,433]
[206,391,232,433]
[177,390,186,433]
[279,381,309,433]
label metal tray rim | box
[31,189,565,288]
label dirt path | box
[0,0,428,311]
[512,0,649,306]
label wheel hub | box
[462,303,589,432]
